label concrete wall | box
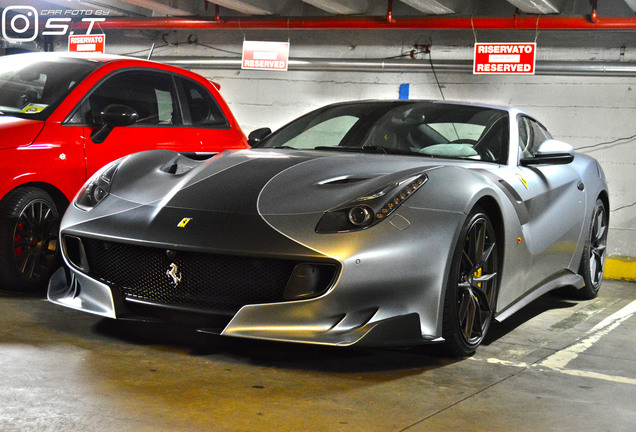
[105,29,636,257]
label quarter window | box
[178,78,228,127]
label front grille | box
[80,238,322,313]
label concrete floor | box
[1,280,635,432]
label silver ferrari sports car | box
[48,100,609,356]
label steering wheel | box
[481,149,496,162]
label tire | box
[441,208,499,357]
[573,199,608,300]
[0,187,61,291]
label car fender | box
[0,145,85,203]
[0,117,45,150]
[556,153,608,271]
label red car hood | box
[0,116,45,149]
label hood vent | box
[317,175,374,186]
[161,153,214,175]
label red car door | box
[67,69,202,175]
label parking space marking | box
[479,299,636,386]
[539,299,636,370]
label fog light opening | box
[283,263,336,301]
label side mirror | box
[247,127,271,147]
[520,139,574,166]
[91,104,139,144]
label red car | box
[0,52,248,291]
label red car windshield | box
[0,54,99,120]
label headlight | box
[315,172,428,233]
[75,159,123,211]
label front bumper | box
[50,198,464,347]
[48,265,434,347]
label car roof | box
[6,51,151,64]
[325,99,514,112]
[320,99,535,120]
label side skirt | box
[495,272,584,322]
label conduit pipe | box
[156,57,636,77]
[74,15,636,31]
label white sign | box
[242,41,289,71]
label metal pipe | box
[155,57,636,77]
[73,15,636,31]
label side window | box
[179,78,228,127]
[84,70,180,126]
[530,120,552,148]
[519,116,551,159]
[518,117,532,157]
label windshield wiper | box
[362,146,416,156]
[314,146,358,152]
[361,145,389,154]
[314,146,413,156]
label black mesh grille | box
[80,238,327,313]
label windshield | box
[0,54,99,120]
[261,101,510,164]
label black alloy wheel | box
[442,208,499,356]
[0,187,61,291]
[575,199,608,300]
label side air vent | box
[62,235,89,272]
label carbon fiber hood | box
[109,148,443,216]
[63,148,448,257]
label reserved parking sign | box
[242,41,289,71]
[68,34,105,54]
[474,43,536,74]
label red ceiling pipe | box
[70,15,636,31]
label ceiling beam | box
[208,0,275,15]
[301,0,367,15]
[118,0,199,16]
[624,0,636,13]
[399,0,455,14]
[34,0,149,17]
[505,0,560,14]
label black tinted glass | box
[0,55,98,120]
[87,70,179,125]
[262,102,509,164]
